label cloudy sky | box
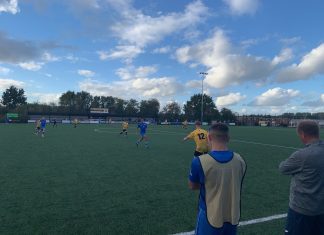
[0,0,323,114]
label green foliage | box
[161,101,181,121]
[139,98,160,118]
[124,99,139,117]
[220,107,237,122]
[1,85,27,109]
[183,94,220,122]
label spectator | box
[279,120,324,235]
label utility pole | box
[199,72,208,123]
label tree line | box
[0,86,238,122]
[1,85,323,122]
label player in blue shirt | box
[40,117,47,138]
[189,123,246,235]
[136,119,149,148]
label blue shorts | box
[140,132,146,137]
[195,209,237,235]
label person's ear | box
[298,131,305,142]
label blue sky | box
[0,0,323,114]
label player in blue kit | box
[40,117,47,138]
[136,119,149,148]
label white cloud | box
[29,93,61,104]
[216,92,246,107]
[79,77,183,99]
[251,87,300,106]
[115,66,157,80]
[104,1,207,62]
[223,0,259,15]
[276,43,324,83]
[280,37,301,45]
[19,61,43,71]
[0,0,19,14]
[176,29,275,88]
[152,46,171,54]
[65,54,80,62]
[111,1,207,47]
[42,52,60,62]
[272,48,293,65]
[97,45,143,63]
[0,66,11,75]
[185,80,202,88]
[135,66,157,78]
[79,64,182,101]
[78,69,95,77]
[0,78,24,90]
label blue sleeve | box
[189,157,204,184]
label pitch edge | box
[171,213,287,235]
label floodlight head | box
[199,72,208,75]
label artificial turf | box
[1,124,321,234]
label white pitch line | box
[94,128,300,150]
[239,213,287,226]
[171,213,287,235]
[231,139,299,150]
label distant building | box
[289,119,324,128]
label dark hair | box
[297,120,319,137]
[195,121,202,126]
[209,123,229,142]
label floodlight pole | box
[199,72,208,123]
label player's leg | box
[41,128,45,137]
[312,214,324,235]
[285,208,313,235]
[223,222,237,235]
[136,135,144,147]
[195,209,226,235]
[144,136,149,148]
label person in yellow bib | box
[73,118,79,128]
[120,121,129,136]
[183,121,209,157]
[35,119,41,135]
[188,123,246,235]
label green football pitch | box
[1,124,322,234]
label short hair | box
[209,123,229,143]
[297,120,319,137]
[195,121,202,126]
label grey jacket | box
[279,140,324,216]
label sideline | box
[171,213,287,235]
